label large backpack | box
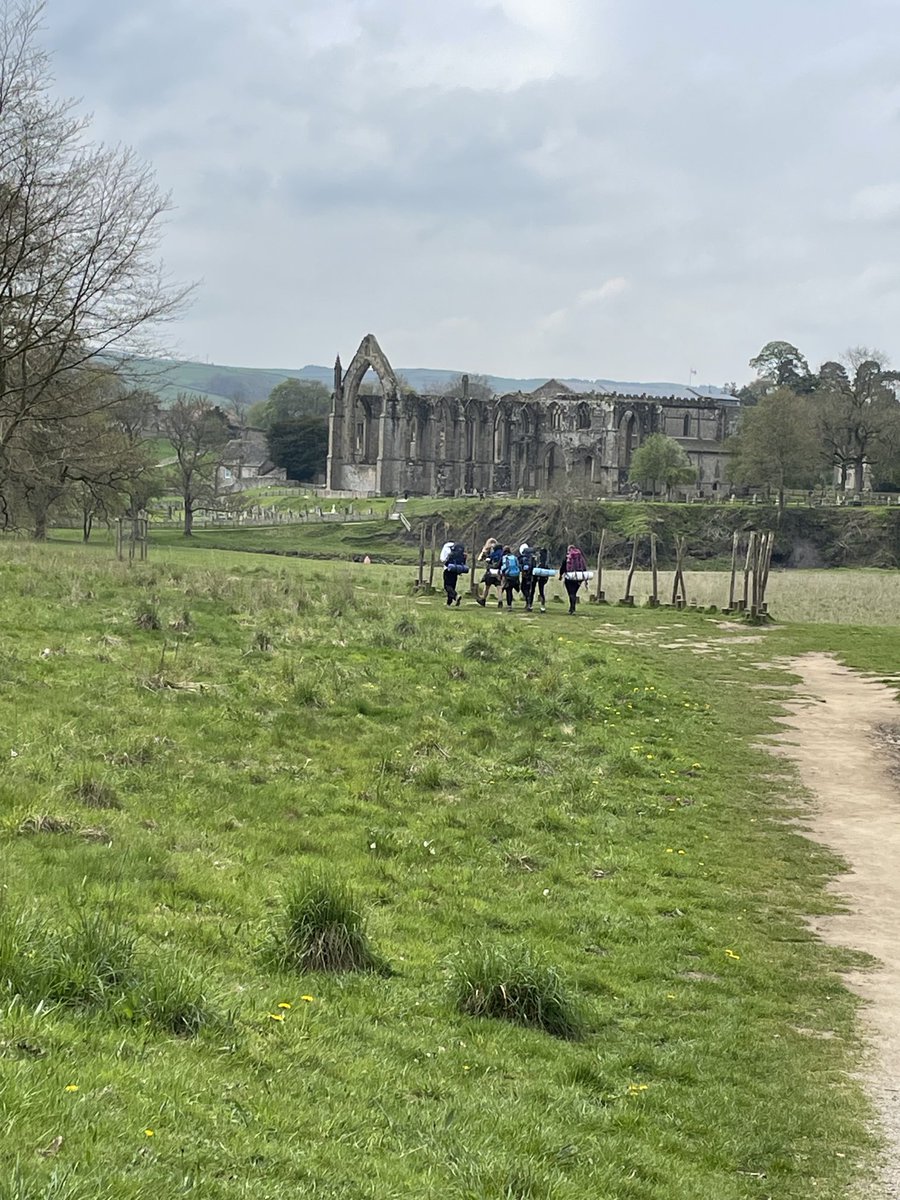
[439,541,455,565]
[448,542,466,566]
[501,553,521,578]
[519,547,535,573]
[488,544,504,569]
[566,547,587,573]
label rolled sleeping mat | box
[563,570,594,582]
[532,566,556,578]
[446,562,470,574]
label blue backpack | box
[520,547,535,573]
[488,544,504,569]
[502,553,520,578]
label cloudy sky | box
[42,0,900,385]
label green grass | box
[0,538,889,1198]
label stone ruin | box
[326,333,740,498]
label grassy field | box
[0,540,893,1198]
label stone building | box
[326,334,740,498]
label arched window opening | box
[683,413,691,438]
[577,404,591,431]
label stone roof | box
[529,379,575,397]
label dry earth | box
[769,653,900,1198]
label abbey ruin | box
[326,334,739,497]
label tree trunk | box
[32,512,47,541]
[82,511,93,541]
[183,498,194,537]
[852,460,864,493]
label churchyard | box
[1,537,898,1198]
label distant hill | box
[122,357,733,407]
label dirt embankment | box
[409,501,900,570]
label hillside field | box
[1,540,897,1198]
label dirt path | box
[768,652,900,1197]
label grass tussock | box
[271,878,387,975]
[0,906,214,1035]
[452,946,585,1040]
[70,774,122,810]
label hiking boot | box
[525,606,532,612]
[540,605,545,613]
[476,597,485,607]
[497,600,503,609]
[455,596,462,606]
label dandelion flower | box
[724,949,741,961]
[144,1129,155,1138]
[64,1084,79,1093]
[300,995,314,1003]
[278,1002,292,1009]
[267,1012,286,1021]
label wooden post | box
[621,537,639,606]
[593,528,606,603]
[671,535,688,606]
[115,518,123,562]
[427,523,437,590]
[417,525,426,589]
[727,531,739,611]
[649,533,659,606]
[740,532,755,611]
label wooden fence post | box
[427,523,437,590]
[621,537,639,606]
[416,525,426,589]
[649,533,659,606]
[593,529,606,603]
[727,531,739,611]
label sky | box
[41,0,900,386]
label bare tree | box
[0,1,191,526]
[162,395,229,536]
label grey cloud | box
[38,0,900,382]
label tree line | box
[727,341,900,506]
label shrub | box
[452,945,584,1040]
[271,878,386,974]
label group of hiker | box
[439,537,592,614]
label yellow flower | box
[267,1012,286,1021]
[724,949,741,960]
[665,848,674,853]
[300,995,314,1003]
[692,762,701,769]
[64,1084,79,1093]
[677,849,686,855]
[628,1083,649,1094]
[144,1129,155,1138]
[278,1002,292,1009]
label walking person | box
[559,543,589,614]
[499,545,521,609]
[533,546,554,612]
[440,539,468,607]
[476,537,503,607]
[519,542,536,611]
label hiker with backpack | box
[499,545,521,609]
[440,539,468,607]
[475,537,504,607]
[559,544,590,614]
[519,543,537,612]
[532,546,555,612]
